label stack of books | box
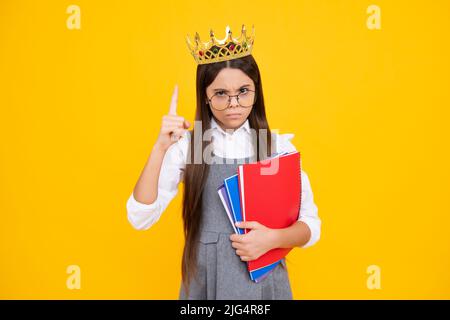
[217,151,302,282]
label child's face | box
[205,68,255,130]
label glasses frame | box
[207,89,257,111]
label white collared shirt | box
[127,117,321,248]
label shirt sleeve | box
[276,132,322,248]
[126,131,189,230]
[298,169,321,248]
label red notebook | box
[237,151,302,274]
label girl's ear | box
[205,89,210,105]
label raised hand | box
[155,84,191,151]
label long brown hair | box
[181,55,273,294]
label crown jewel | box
[186,24,255,65]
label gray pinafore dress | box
[178,153,293,300]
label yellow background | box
[1,0,449,299]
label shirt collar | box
[210,116,251,135]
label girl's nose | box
[229,96,239,108]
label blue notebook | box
[250,260,282,283]
[224,174,245,235]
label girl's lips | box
[225,113,242,117]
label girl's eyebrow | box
[213,84,251,92]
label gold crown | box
[186,24,255,65]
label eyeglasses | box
[207,88,256,111]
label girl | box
[127,25,321,300]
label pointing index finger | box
[169,84,178,115]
